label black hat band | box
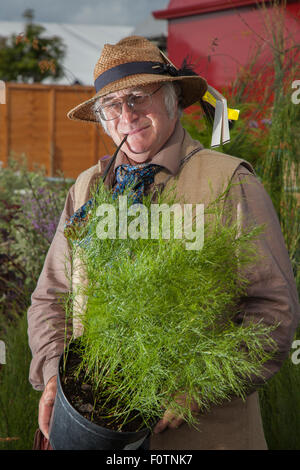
[94,61,180,93]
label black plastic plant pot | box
[49,352,151,450]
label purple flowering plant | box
[21,186,61,244]
[0,157,72,311]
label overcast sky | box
[0,0,169,26]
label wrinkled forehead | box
[99,83,160,104]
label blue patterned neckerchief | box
[64,162,162,241]
[112,163,162,204]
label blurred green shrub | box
[0,156,73,315]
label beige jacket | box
[27,122,300,449]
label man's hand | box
[153,393,199,434]
[38,375,57,439]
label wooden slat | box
[2,87,10,166]
[0,101,5,166]
[49,88,56,176]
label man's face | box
[98,83,178,163]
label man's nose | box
[120,101,138,124]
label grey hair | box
[93,82,182,135]
[163,81,182,119]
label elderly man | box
[28,36,300,450]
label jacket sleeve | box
[27,185,75,391]
[225,165,300,388]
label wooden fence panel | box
[0,83,116,179]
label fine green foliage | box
[65,182,277,431]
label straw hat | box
[67,35,207,123]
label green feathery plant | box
[63,181,278,432]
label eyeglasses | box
[95,85,163,121]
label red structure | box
[153,0,300,89]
